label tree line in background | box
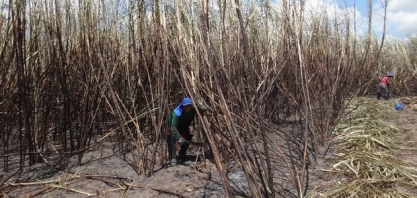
[0,0,416,197]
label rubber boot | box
[167,134,177,165]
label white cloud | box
[387,0,417,12]
[386,11,417,36]
[306,0,417,38]
[334,0,417,38]
[384,0,417,36]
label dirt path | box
[380,97,417,195]
[383,98,417,164]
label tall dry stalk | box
[0,0,409,197]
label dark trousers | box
[167,127,193,160]
[167,134,176,161]
[377,84,389,100]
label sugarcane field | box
[1,1,417,198]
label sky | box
[270,0,417,39]
[332,0,417,38]
[1,0,415,39]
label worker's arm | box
[169,114,182,140]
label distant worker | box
[166,97,207,165]
[377,72,394,100]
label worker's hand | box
[178,137,187,144]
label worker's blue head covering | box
[386,72,394,77]
[174,97,193,116]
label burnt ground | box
[1,140,229,198]
[1,96,417,198]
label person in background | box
[377,72,394,100]
[166,97,207,165]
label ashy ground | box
[2,141,230,198]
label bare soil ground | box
[2,96,417,198]
[2,141,229,198]
[370,96,417,168]
[385,96,417,195]
[387,97,417,165]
